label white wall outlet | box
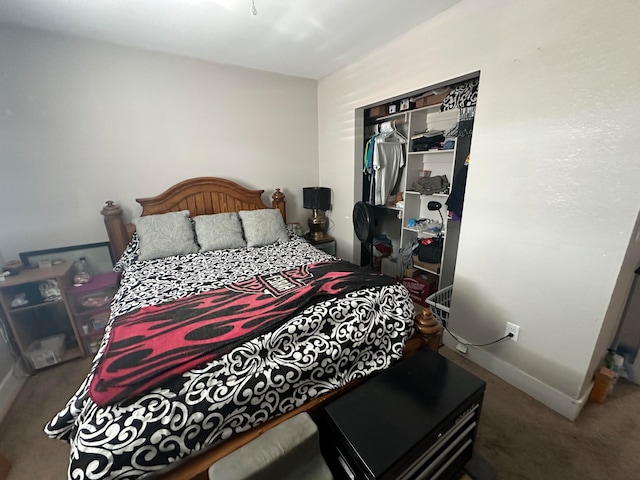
[455,342,468,354]
[505,322,520,342]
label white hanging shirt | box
[373,128,405,205]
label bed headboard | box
[101,177,286,261]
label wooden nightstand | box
[0,262,84,370]
[65,271,119,356]
[306,235,336,255]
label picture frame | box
[19,242,115,274]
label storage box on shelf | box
[414,88,451,109]
[0,261,84,369]
[24,334,66,370]
[400,274,438,308]
[66,271,119,355]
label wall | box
[318,0,640,418]
[0,25,319,412]
[0,25,319,261]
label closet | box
[358,75,478,296]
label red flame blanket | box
[90,261,398,406]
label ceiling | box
[0,0,461,79]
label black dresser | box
[319,348,486,480]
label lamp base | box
[307,209,329,242]
[305,232,333,243]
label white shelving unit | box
[399,104,462,288]
[362,89,474,288]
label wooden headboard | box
[101,177,286,260]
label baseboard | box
[443,337,589,421]
[0,363,26,425]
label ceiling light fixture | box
[250,0,257,15]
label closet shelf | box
[403,190,449,198]
[414,264,441,276]
[375,205,403,212]
[403,227,445,238]
[408,149,455,155]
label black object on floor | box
[463,450,496,480]
[319,348,486,480]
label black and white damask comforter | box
[45,236,415,479]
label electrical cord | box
[443,322,513,347]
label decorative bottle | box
[73,257,93,285]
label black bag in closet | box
[417,236,443,264]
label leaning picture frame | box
[19,242,115,274]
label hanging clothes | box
[372,121,406,205]
[446,155,470,219]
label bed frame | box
[101,177,286,260]
[99,176,441,480]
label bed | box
[45,177,440,480]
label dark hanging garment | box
[446,162,468,218]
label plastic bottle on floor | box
[612,353,625,384]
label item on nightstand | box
[10,292,28,308]
[73,257,93,285]
[2,260,23,276]
[24,334,66,370]
[88,340,99,354]
[91,312,109,331]
[39,279,61,302]
[80,294,110,309]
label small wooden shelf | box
[9,298,64,313]
[65,271,119,355]
[62,346,83,363]
[0,261,87,369]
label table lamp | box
[303,187,331,241]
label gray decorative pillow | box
[193,213,246,252]
[132,210,199,261]
[238,209,289,248]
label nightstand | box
[65,271,120,356]
[306,235,336,256]
[0,262,84,370]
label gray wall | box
[0,25,319,398]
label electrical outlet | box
[505,322,520,342]
[455,343,468,354]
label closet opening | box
[353,72,480,307]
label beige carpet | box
[439,348,640,480]
[1,349,639,480]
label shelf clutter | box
[361,76,478,299]
[0,259,119,371]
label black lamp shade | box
[303,187,331,211]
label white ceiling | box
[0,0,461,79]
